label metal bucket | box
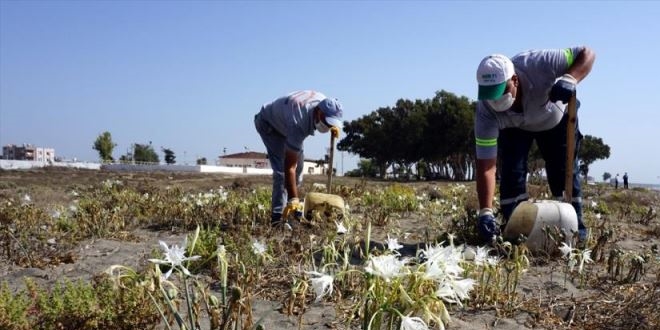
[503,200,578,251]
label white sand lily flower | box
[252,240,267,255]
[423,259,462,282]
[148,238,201,279]
[23,194,31,203]
[419,243,462,265]
[568,256,578,272]
[423,261,445,281]
[335,221,347,234]
[559,243,573,258]
[419,244,463,280]
[305,271,334,302]
[400,315,429,330]
[474,246,489,266]
[436,277,475,307]
[447,233,456,247]
[365,255,407,282]
[435,281,456,302]
[486,256,500,267]
[451,278,476,301]
[578,249,593,274]
[386,235,403,252]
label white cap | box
[477,54,515,100]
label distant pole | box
[341,151,344,176]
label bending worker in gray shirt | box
[255,90,342,227]
[474,46,596,242]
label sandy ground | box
[1,168,659,329]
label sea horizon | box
[630,182,660,191]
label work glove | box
[477,208,500,242]
[549,74,577,104]
[330,126,340,139]
[282,197,303,220]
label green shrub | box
[0,277,160,330]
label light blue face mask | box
[486,92,515,112]
[315,120,330,133]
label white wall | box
[0,159,299,176]
[102,163,275,175]
[0,159,100,170]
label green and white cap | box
[477,54,514,100]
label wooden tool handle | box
[327,134,335,194]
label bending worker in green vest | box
[474,47,596,242]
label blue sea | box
[630,183,660,191]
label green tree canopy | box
[578,135,611,180]
[336,90,610,183]
[133,143,159,163]
[338,90,475,180]
[92,131,116,162]
[162,148,176,165]
[345,159,379,177]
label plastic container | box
[303,192,345,220]
[503,200,578,251]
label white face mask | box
[486,92,515,112]
[315,120,330,133]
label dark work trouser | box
[254,113,304,219]
[498,114,586,231]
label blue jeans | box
[498,113,586,231]
[254,113,304,218]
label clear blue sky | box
[1,1,658,184]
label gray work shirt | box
[258,90,325,152]
[475,47,583,159]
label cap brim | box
[478,82,507,100]
[325,116,342,128]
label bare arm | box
[568,47,596,82]
[284,149,299,200]
[476,158,497,209]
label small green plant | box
[0,281,30,330]
[558,243,593,288]
[0,276,159,330]
[362,184,418,225]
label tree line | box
[337,90,610,181]
[92,134,207,165]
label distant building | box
[217,151,328,175]
[2,144,55,162]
